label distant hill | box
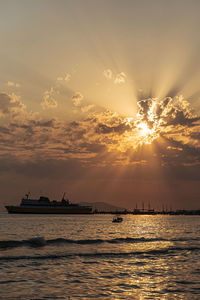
[78,201,126,212]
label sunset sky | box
[0,0,200,210]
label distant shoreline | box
[1,210,200,215]
[93,210,200,215]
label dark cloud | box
[79,142,106,153]
[138,99,152,117]
[137,96,200,129]
[163,108,200,127]
[0,126,11,135]
[69,121,80,128]
[96,122,131,134]
[0,93,199,190]
[154,137,200,167]
[190,132,200,140]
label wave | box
[0,237,166,249]
[0,237,47,249]
[48,237,167,245]
[0,236,199,250]
[0,246,200,261]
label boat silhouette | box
[5,193,92,214]
[112,216,123,223]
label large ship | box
[5,193,93,214]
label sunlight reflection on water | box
[0,214,200,299]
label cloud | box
[7,81,20,88]
[41,89,58,109]
[137,96,200,129]
[0,93,25,117]
[0,91,199,175]
[72,92,83,107]
[41,73,74,109]
[190,132,200,141]
[57,73,71,82]
[64,74,71,82]
[81,104,95,113]
[153,137,200,169]
[103,69,127,84]
[96,123,131,134]
[114,72,126,84]
[103,69,113,80]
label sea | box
[0,213,200,299]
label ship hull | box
[5,206,92,214]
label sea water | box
[0,213,200,299]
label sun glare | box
[134,120,159,145]
[137,122,151,136]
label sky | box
[0,0,200,210]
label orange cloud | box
[72,92,83,107]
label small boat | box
[112,216,123,223]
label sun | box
[137,122,150,136]
[124,101,164,147]
[137,122,152,136]
[134,121,160,144]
